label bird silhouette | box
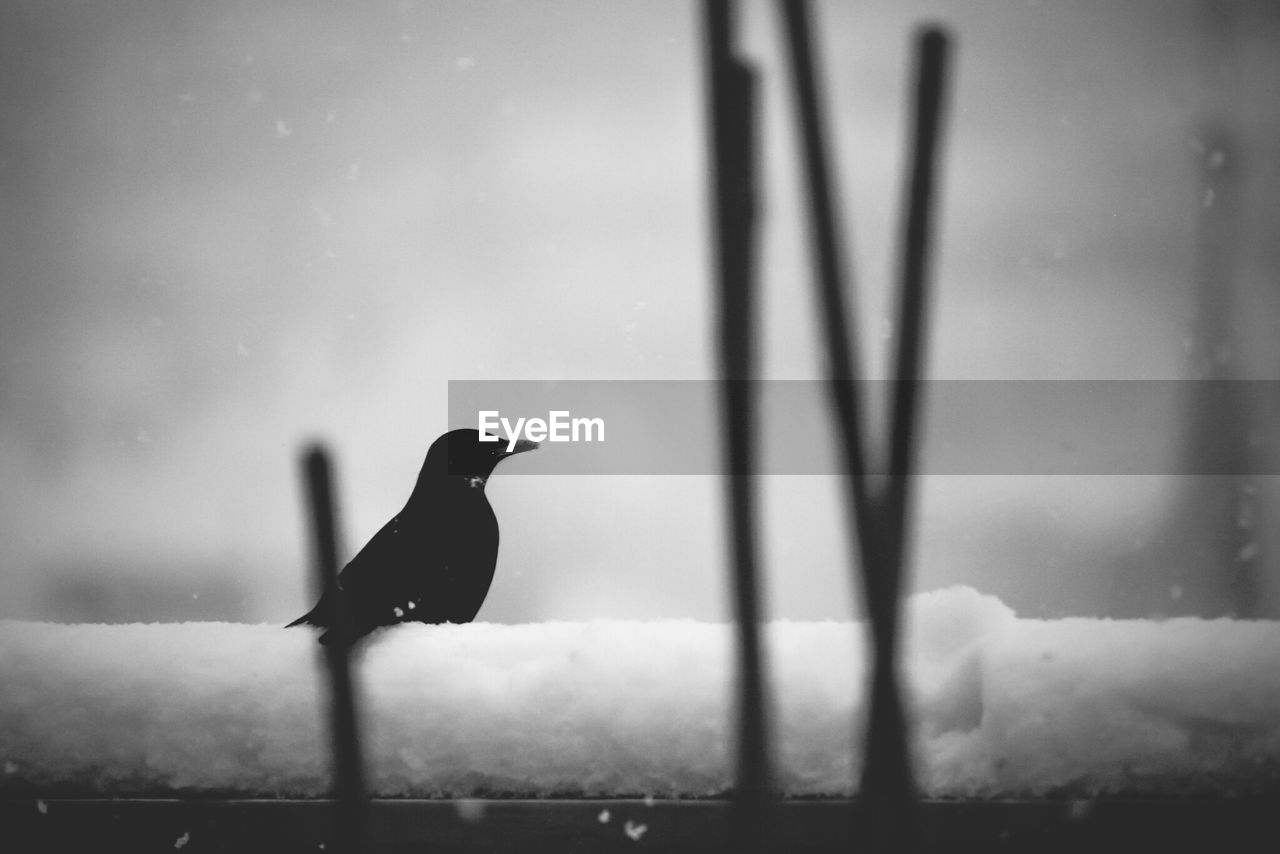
[288,429,538,644]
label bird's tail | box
[285,610,316,628]
[287,590,333,628]
[285,596,359,646]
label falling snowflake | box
[393,607,405,618]
[624,820,647,841]
[174,831,190,849]
[597,809,610,824]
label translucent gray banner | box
[447,380,1278,475]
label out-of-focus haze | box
[2,0,1279,624]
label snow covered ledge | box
[2,586,1278,799]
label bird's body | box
[288,429,537,644]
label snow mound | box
[2,587,1277,798]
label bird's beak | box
[503,438,540,456]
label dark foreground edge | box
[5,797,1279,854]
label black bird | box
[288,429,538,644]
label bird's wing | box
[332,515,429,624]
[285,520,408,632]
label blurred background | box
[1,0,1278,625]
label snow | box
[1,586,1277,799]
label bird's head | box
[423,428,539,486]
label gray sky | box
[2,0,1279,624]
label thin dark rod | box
[303,446,368,854]
[775,0,878,547]
[775,3,910,843]
[887,27,949,491]
[863,26,952,853]
[704,1,770,851]
[777,5,952,851]
[880,26,952,650]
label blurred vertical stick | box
[771,19,886,838]
[776,2,915,848]
[302,445,368,854]
[779,7,951,850]
[775,0,877,544]
[862,25,952,854]
[703,1,770,851]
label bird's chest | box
[404,495,499,564]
